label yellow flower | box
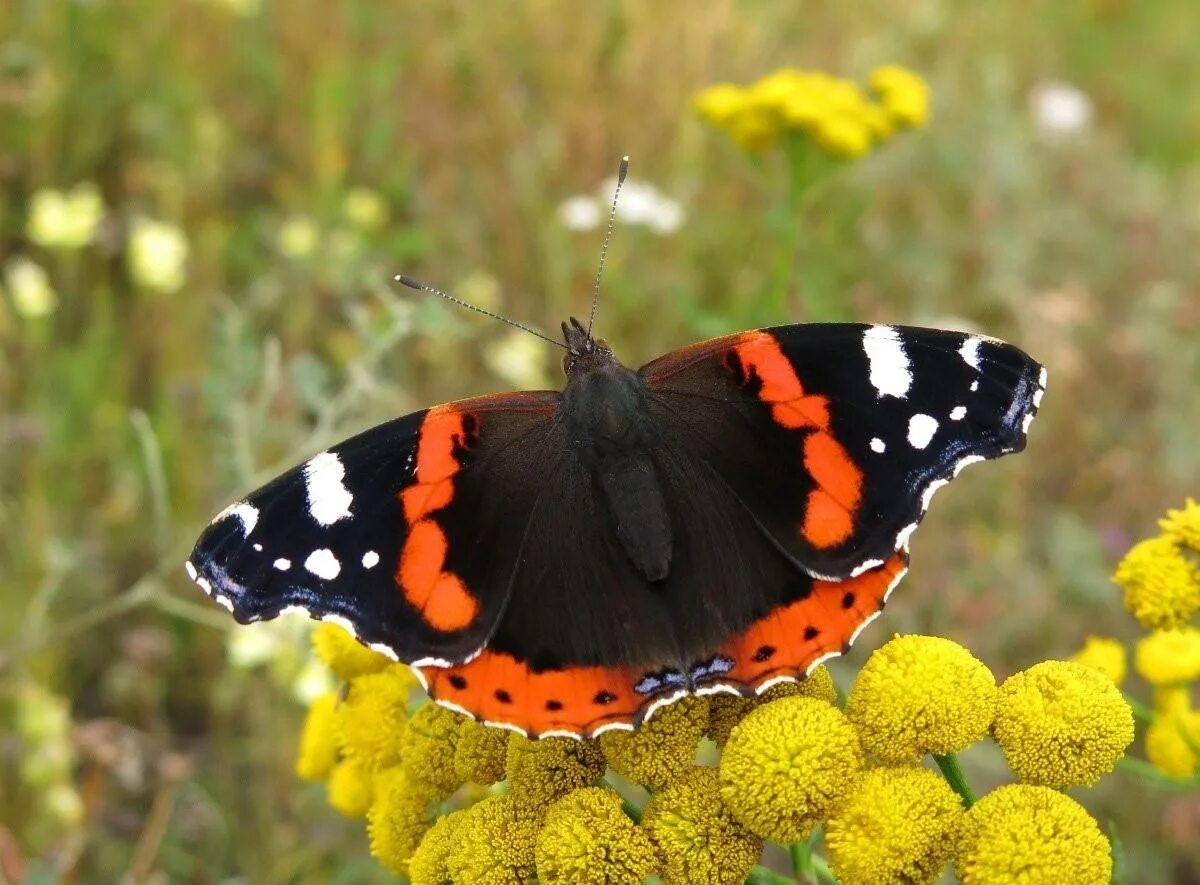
[326,759,374,818]
[277,214,317,259]
[27,183,104,249]
[813,114,873,158]
[409,808,469,885]
[5,257,57,319]
[454,719,510,785]
[748,68,807,112]
[705,669,838,746]
[447,794,539,884]
[727,107,778,151]
[826,766,964,885]
[719,695,862,841]
[128,218,189,294]
[869,65,931,128]
[641,766,762,885]
[343,187,388,231]
[1114,535,1200,629]
[506,734,607,815]
[1153,684,1192,716]
[311,622,395,680]
[599,696,707,790]
[295,691,340,781]
[1145,703,1200,778]
[535,787,658,884]
[398,703,467,799]
[334,668,411,771]
[1160,497,1200,550]
[366,767,432,876]
[1070,635,1127,686]
[693,83,749,127]
[846,634,997,763]
[1135,627,1200,685]
[955,785,1112,884]
[992,661,1133,788]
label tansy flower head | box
[506,734,607,815]
[447,794,539,884]
[693,83,749,127]
[366,767,432,877]
[1145,709,1200,778]
[1070,635,1127,686]
[311,623,395,680]
[826,766,964,885]
[326,758,374,818]
[334,668,411,771]
[719,695,862,841]
[1114,535,1200,629]
[535,787,658,884]
[295,690,339,781]
[642,766,762,885]
[398,703,467,799]
[955,785,1112,884]
[454,718,510,785]
[705,669,837,745]
[1160,497,1200,550]
[869,64,931,127]
[409,808,468,885]
[599,695,708,790]
[1134,627,1200,685]
[1153,685,1192,717]
[846,634,997,763]
[992,660,1133,788]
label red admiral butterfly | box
[187,164,1045,739]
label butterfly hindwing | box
[187,391,560,665]
[641,323,1045,579]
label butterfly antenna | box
[586,155,629,338]
[393,275,567,349]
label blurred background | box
[1,0,1198,881]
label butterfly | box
[187,163,1045,739]
[188,314,1044,738]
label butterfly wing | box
[640,323,1045,580]
[186,391,561,665]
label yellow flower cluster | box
[1090,498,1200,780]
[694,65,929,157]
[295,624,1131,881]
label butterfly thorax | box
[560,323,672,583]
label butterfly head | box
[561,316,614,377]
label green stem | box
[932,753,976,808]
[745,866,794,885]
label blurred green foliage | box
[1,0,1198,881]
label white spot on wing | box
[960,337,982,369]
[907,413,939,449]
[303,452,354,526]
[411,656,454,669]
[1039,366,1048,388]
[1022,412,1035,434]
[184,561,197,581]
[253,543,263,552]
[215,502,259,536]
[362,550,380,569]
[950,405,967,421]
[482,719,529,737]
[695,683,744,697]
[304,548,341,580]
[196,577,212,593]
[896,521,919,550]
[970,380,980,392]
[542,728,586,740]
[273,558,291,571]
[368,642,399,661]
[1033,387,1045,408]
[643,689,689,723]
[870,437,886,453]
[862,325,913,398]
[591,721,636,738]
[804,651,839,675]
[213,594,234,612]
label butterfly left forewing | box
[187,392,561,665]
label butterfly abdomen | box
[562,358,673,581]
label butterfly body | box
[188,320,1045,737]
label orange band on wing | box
[418,650,646,738]
[717,552,907,691]
[732,332,864,548]
[395,405,479,633]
